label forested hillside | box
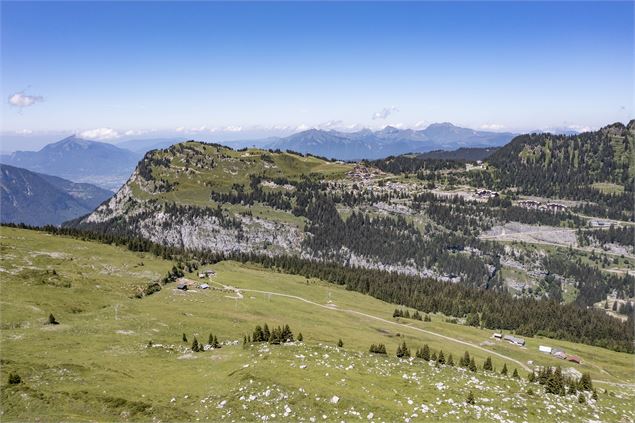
[484,121,634,220]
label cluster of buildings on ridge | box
[517,200,568,213]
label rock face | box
[74,170,304,256]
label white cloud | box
[480,123,505,131]
[79,128,121,140]
[124,129,150,136]
[372,106,399,120]
[8,92,44,108]
[317,120,344,130]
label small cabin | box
[176,283,188,291]
[493,333,503,339]
[553,351,567,360]
[539,345,552,354]
[199,283,210,289]
[566,354,581,364]
[503,335,525,346]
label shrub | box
[8,373,21,384]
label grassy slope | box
[1,227,634,422]
[134,143,352,205]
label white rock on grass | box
[330,395,340,404]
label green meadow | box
[1,227,633,422]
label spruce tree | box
[512,368,519,379]
[208,333,214,345]
[461,351,470,368]
[501,363,508,376]
[297,332,303,342]
[48,313,58,325]
[182,333,188,343]
[466,390,475,405]
[263,323,270,340]
[578,393,586,404]
[431,351,437,362]
[528,372,536,383]
[337,339,344,348]
[422,344,430,361]
[469,357,477,372]
[483,356,493,371]
[437,350,445,365]
[447,354,454,366]
[191,337,199,352]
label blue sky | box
[1,1,633,150]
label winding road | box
[211,281,634,388]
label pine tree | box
[528,372,536,383]
[469,357,477,372]
[213,335,220,348]
[182,333,188,343]
[461,351,471,368]
[208,333,214,345]
[447,354,454,366]
[297,332,303,342]
[578,393,586,404]
[512,368,519,379]
[483,356,493,371]
[430,351,437,362]
[501,363,508,376]
[253,325,264,342]
[337,339,344,348]
[579,372,593,391]
[263,323,270,340]
[422,344,430,361]
[466,390,475,405]
[437,350,445,365]
[397,341,409,358]
[191,337,199,352]
[48,313,58,325]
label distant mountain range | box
[0,123,514,191]
[262,123,516,160]
[0,136,140,191]
[0,164,112,226]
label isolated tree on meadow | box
[466,390,475,404]
[182,333,188,343]
[501,363,508,376]
[48,313,58,325]
[483,356,493,371]
[337,339,344,348]
[297,332,303,342]
[512,368,519,379]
